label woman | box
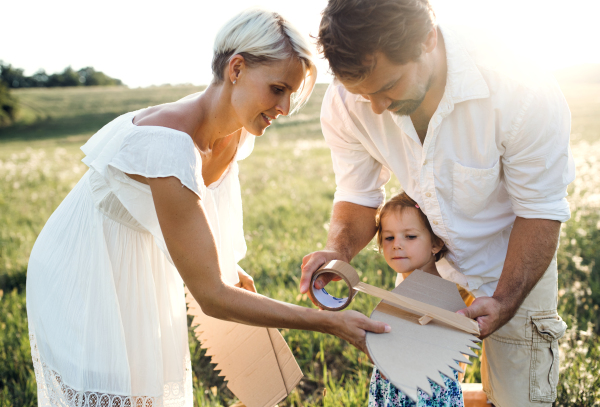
[26,9,390,407]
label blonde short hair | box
[211,8,317,113]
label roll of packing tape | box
[310,260,360,311]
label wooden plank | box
[419,315,433,325]
[462,383,491,407]
[355,282,480,335]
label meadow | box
[1,82,599,406]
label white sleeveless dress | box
[26,110,254,407]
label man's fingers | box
[314,273,335,290]
[301,253,311,269]
[456,297,503,339]
[300,254,327,293]
[456,306,475,319]
[457,301,489,320]
[299,268,313,294]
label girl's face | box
[380,208,442,274]
[230,56,306,136]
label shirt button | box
[433,220,438,225]
[423,160,427,165]
[425,192,432,197]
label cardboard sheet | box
[309,261,480,402]
[185,287,303,407]
[366,270,481,401]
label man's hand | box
[458,217,560,338]
[300,250,347,295]
[299,202,378,304]
[235,268,257,293]
[456,297,510,339]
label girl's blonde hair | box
[211,8,317,114]
[376,192,447,261]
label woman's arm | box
[149,176,390,354]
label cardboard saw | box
[310,260,481,402]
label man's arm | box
[457,216,560,338]
[300,84,389,297]
[300,201,377,294]
[458,77,573,338]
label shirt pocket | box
[529,313,567,403]
[452,160,501,218]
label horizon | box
[3,0,600,88]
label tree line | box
[0,62,123,88]
[0,62,123,126]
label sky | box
[2,0,599,88]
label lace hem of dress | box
[30,333,192,407]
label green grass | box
[1,85,204,141]
[0,83,599,406]
[560,84,600,144]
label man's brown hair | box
[317,0,435,83]
[376,192,447,261]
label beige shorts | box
[480,254,567,406]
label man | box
[299,0,575,405]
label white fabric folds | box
[26,110,254,406]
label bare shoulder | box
[132,97,200,136]
[126,96,201,185]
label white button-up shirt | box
[320,25,576,297]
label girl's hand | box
[326,310,391,356]
[235,267,257,293]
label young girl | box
[368,192,464,407]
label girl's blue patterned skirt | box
[368,367,464,407]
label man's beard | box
[388,98,426,116]
[388,74,433,116]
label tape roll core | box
[309,260,360,311]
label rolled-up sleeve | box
[502,80,576,222]
[321,85,390,208]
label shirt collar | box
[440,24,490,104]
[353,24,490,105]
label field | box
[1,82,600,406]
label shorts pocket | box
[452,160,501,218]
[529,313,567,403]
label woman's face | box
[380,209,439,274]
[230,56,306,136]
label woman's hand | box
[235,267,257,293]
[326,310,391,356]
